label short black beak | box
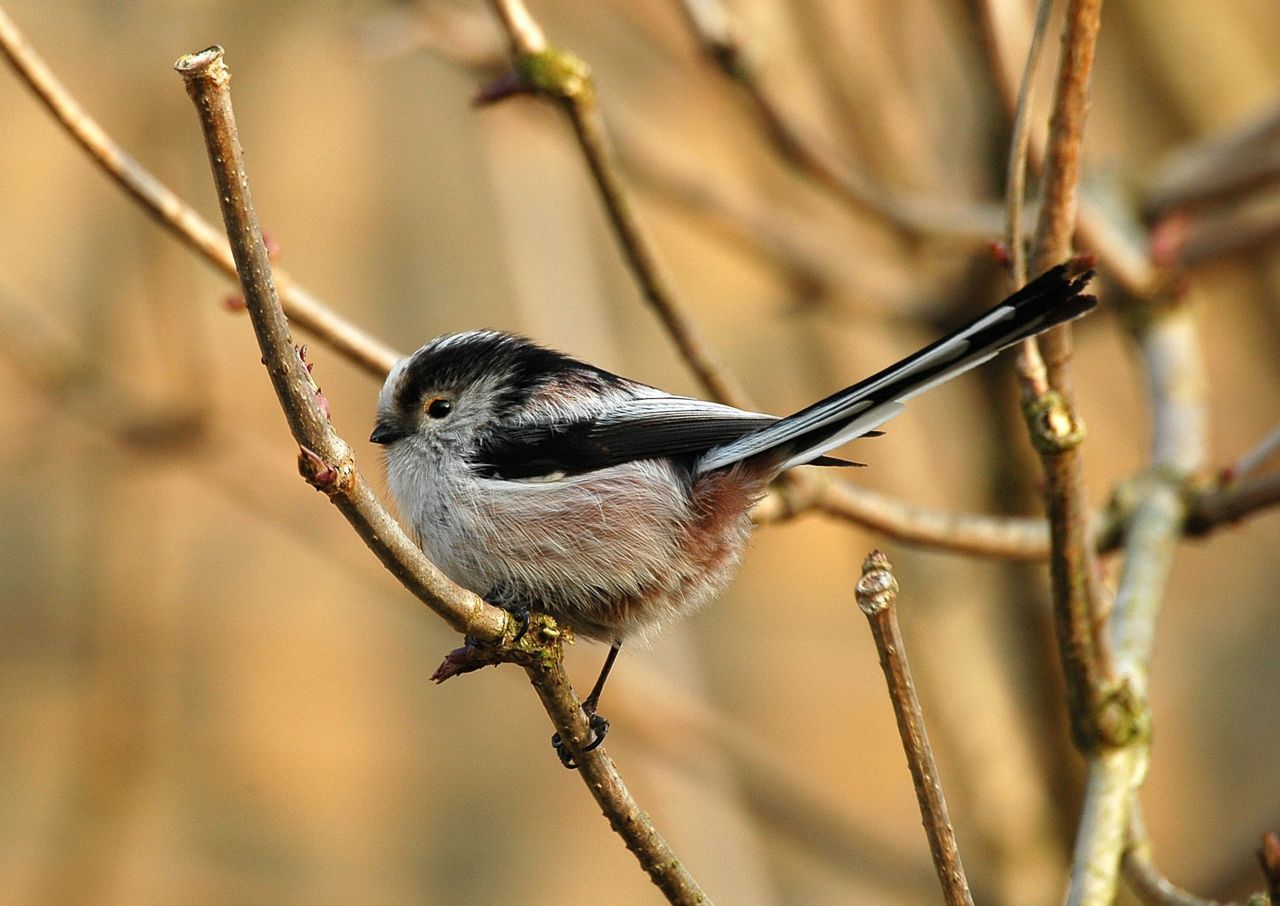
[370,421,407,445]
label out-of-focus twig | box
[756,474,1054,560]
[484,0,748,408]
[855,551,974,906]
[1146,100,1280,217]
[972,0,1158,296]
[1260,832,1280,905]
[0,5,399,378]
[0,276,206,451]
[676,0,1007,242]
[359,1,507,72]
[1154,199,1280,271]
[175,43,705,906]
[1004,0,1056,292]
[1186,473,1280,534]
[614,118,918,316]
[1123,806,1241,906]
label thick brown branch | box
[173,46,501,640]
[1008,1,1117,774]
[0,6,398,378]
[175,42,705,906]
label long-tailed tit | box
[371,264,1095,761]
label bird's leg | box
[553,641,621,769]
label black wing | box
[472,396,867,480]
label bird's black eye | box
[425,397,453,419]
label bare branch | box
[1146,100,1280,217]
[174,44,705,906]
[855,551,974,906]
[972,0,1158,296]
[1009,1,1119,774]
[173,45,501,640]
[485,0,748,408]
[1186,472,1280,537]
[676,0,1007,241]
[1123,807,1238,906]
[756,474,1053,560]
[1066,295,1208,903]
[0,6,399,378]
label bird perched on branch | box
[372,263,1096,765]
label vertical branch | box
[856,552,974,906]
[1013,0,1120,759]
[1029,0,1103,400]
[1066,295,1206,904]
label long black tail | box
[697,264,1096,474]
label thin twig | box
[1123,806,1236,906]
[1006,0,1055,394]
[972,0,1158,297]
[1146,100,1280,217]
[1013,0,1119,767]
[1187,472,1280,534]
[675,0,1007,242]
[174,44,706,906]
[855,551,974,906]
[484,0,747,408]
[0,5,399,378]
[755,473,1054,560]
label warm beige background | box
[1,1,1278,903]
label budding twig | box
[855,551,974,906]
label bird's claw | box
[511,607,531,644]
[552,712,610,770]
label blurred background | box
[2,1,1279,903]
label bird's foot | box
[552,711,610,770]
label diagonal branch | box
[485,0,748,408]
[173,44,706,906]
[675,0,1006,242]
[0,5,398,378]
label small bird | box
[372,264,1095,762]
